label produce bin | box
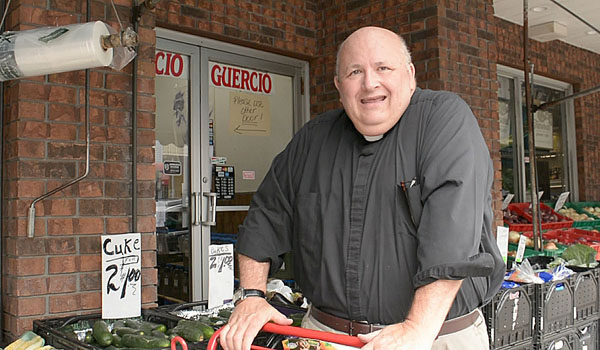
[540,228,600,260]
[505,203,573,232]
[483,284,535,349]
[535,279,574,342]
[536,332,575,350]
[569,269,599,325]
[573,320,597,350]
[557,202,600,228]
[33,310,209,350]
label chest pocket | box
[400,182,423,228]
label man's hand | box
[219,297,292,350]
[357,320,435,350]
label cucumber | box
[169,325,203,343]
[121,334,171,349]
[92,320,113,347]
[217,309,233,319]
[151,330,168,339]
[111,334,122,348]
[124,319,143,329]
[176,319,214,340]
[114,327,144,336]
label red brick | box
[15,180,44,198]
[141,251,156,268]
[107,110,131,127]
[80,255,101,272]
[142,267,158,285]
[16,297,46,316]
[7,257,45,276]
[137,129,155,147]
[137,95,156,112]
[49,294,81,313]
[106,74,132,91]
[142,285,157,304]
[46,237,77,255]
[80,236,101,254]
[48,275,77,294]
[48,218,75,235]
[48,86,77,104]
[17,140,45,158]
[81,291,102,310]
[75,217,105,235]
[141,232,157,251]
[48,255,79,274]
[107,127,131,144]
[42,199,76,216]
[78,181,104,197]
[80,272,101,291]
[48,103,78,122]
[18,101,45,120]
[137,216,156,233]
[137,164,155,181]
[105,163,131,180]
[19,121,48,138]
[49,123,77,140]
[107,217,131,234]
[18,82,49,100]
[14,277,47,296]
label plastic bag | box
[505,259,545,284]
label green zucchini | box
[169,325,203,343]
[114,327,144,337]
[111,334,122,347]
[176,319,215,340]
[92,320,113,347]
[121,334,171,349]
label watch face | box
[233,288,243,303]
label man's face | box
[334,27,416,136]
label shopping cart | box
[207,322,365,349]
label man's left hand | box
[357,320,435,350]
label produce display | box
[583,206,600,215]
[5,332,52,350]
[57,315,220,349]
[557,207,592,221]
[503,209,529,224]
[521,206,562,222]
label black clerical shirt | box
[237,88,504,324]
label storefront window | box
[498,69,574,203]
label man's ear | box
[334,75,340,91]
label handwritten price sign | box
[102,233,142,318]
[208,244,234,308]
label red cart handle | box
[171,336,188,350]
[207,322,364,350]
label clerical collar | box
[364,134,383,142]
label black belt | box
[310,306,480,337]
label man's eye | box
[349,69,361,75]
[378,66,390,71]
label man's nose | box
[362,70,380,90]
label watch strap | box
[234,288,266,305]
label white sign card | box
[554,192,570,211]
[102,233,142,318]
[502,194,514,211]
[516,234,527,263]
[208,244,234,308]
[496,226,509,264]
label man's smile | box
[361,96,387,104]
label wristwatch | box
[233,287,266,306]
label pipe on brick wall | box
[131,5,139,233]
[26,1,93,238]
[0,0,5,342]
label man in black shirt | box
[220,26,504,350]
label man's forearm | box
[406,279,463,338]
[238,253,270,292]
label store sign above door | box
[210,62,272,95]
[155,50,189,79]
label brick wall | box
[496,17,600,201]
[2,0,156,339]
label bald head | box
[335,27,412,77]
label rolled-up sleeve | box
[413,94,496,288]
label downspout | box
[27,1,92,237]
[131,4,139,233]
[0,0,5,341]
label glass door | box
[154,39,199,304]
[196,48,305,302]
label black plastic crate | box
[573,320,597,350]
[155,300,209,313]
[33,310,208,350]
[494,340,534,350]
[535,279,574,340]
[536,332,575,350]
[483,284,536,349]
[570,269,599,325]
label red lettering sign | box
[209,63,272,94]
[155,51,185,77]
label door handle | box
[203,192,217,226]
[192,192,201,225]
